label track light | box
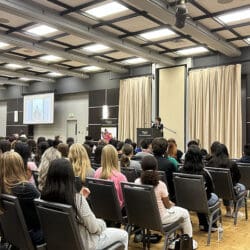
[175,0,188,29]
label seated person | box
[152,138,176,201]
[0,151,44,245]
[120,143,141,171]
[207,143,245,217]
[238,144,250,164]
[180,146,219,232]
[135,155,197,249]
[134,138,153,160]
[167,138,183,163]
[94,144,127,208]
[181,140,199,162]
[41,158,128,250]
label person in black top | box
[238,144,250,164]
[152,117,164,134]
[0,151,44,245]
[207,143,245,216]
[180,146,219,232]
[152,137,176,201]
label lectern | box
[137,128,163,145]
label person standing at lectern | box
[152,117,164,134]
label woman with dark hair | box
[120,144,141,171]
[0,140,11,154]
[207,143,244,217]
[94,145,104,165]
[35,141,50,166]
[135,155,197,249]
[14,142,38,185]
[41,158,128,250]
[180,146,219,232]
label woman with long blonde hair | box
[94,144,127,207]
[68,143,95,185]
[0,151,44,245]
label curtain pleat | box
[188,64,242,158]
[118,76,152,141]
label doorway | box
[66,120,77,142]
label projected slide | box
[23,93,54,124]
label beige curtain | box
[118,76,152,141]
[188,64,242,158]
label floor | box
[128,201,250,250]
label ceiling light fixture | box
[122,57,148,65]
[140,28,175,40]
[40,55,63,62]
[5,63,24,69]
[81,66,103,72]
[27,24,58,36]
[244,37,250,45]
[176,46,209,56]
[217,8,250,24]
[85,2,128,18]
[0,42,9,48]
[47,72,63,77]
[83,44,110,52]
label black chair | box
[173,173,221,245]
[206,167,248,225]
[0,194,46,250]
[86,178,123,224]
[121,182,183,250]
[35,199,124,250]
[137,170,167,186]
[32,170,39,188]
[121,167,139,182]
[237,163,250,190]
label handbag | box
[174,234,193,250]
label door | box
[66,120,77,142]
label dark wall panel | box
[107,88,119,106]
[89,90,105,107]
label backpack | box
[174,234,193,250]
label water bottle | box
[217,223,223,242]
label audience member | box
[207,143,245,216]
[83,143,92,158]
[167,138,183,163]
[68,143,95,187]
[41,158,128,250]
[120,143,141,171]
[94,145,104,165]
[134,138,152,160]
[116,141,125,158]
[238,144,250,163]
[66,137,74,148]
[38,147,61,191]
[94,144,127,207]
[152,138,176,201]
[57,143,69,158]
[180,146,219,232]
[135,155,197,249]
[0,151,44,245]
[0,140,11,154]
[35,141,50,166]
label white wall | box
[34,93,89,143]
[0,101,7,137]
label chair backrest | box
[121,182,163,232]
[120,167,138,182]
[86,178,122,222]
[206,167,235,200]
[32,171,39,188]
[237,163,250,190]
[173,173,209,214]
[0,194,34,250]
[35,199,84,250]
[75,176,83,192]
[158,171,168,185]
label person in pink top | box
[94,144,127,207]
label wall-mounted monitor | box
[23,93,54,124]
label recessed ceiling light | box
[140,28,175,40]
[0,42,9,48]
[5,63,24,69]
[19,77,32,82]
[47,72,63,77]
[40,55,63,62]
[244,37,250,45]
[217,8,250,24]
[122,57,148,65]
[85,2,128,18]
[81,66,103,72]
[176,46,209,56]
[27,24,58,36]
[83,44,110,52]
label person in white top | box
[135,155,198,250]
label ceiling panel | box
[160,39,195,50]
[12,48,43,56]
[105,51,132,59]
[216,30,237,39]
[231,40,248,47]
[32,0,66,11]
[61,61,86,67]
[234,25,250,37]
[198,18,223,29]
[114,16,158,32]
[0,10,30,27]
[55,34,89,46]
